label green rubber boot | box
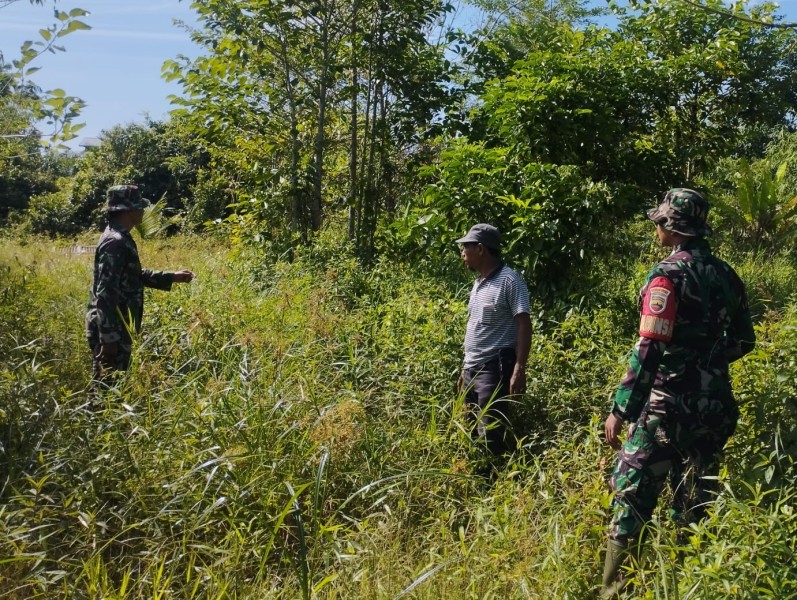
[600,539,628,598]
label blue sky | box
[2,0,797,150]
[1,0,199,147]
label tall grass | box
[1,232,795,598]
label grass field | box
[1,232,795,599]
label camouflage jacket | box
[86,223,174,345]
[613,238,755,422]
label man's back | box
[645,237,754,397]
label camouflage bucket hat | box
[105,184,151,213]
[646,188,711,237]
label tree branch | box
[678,0,797,29]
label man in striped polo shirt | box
[456,223,532,461]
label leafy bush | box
[393,139,618,301]
[25,180,80,236]
[709,158,797,252]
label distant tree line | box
[2,0,796,290]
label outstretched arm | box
[141,268,195,289]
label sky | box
[1,0,797,150]
[1,0,200,148]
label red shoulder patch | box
[639,276,676,341]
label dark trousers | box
[86,321,132,386]
[462,349,515,456]
[89,341,132,386]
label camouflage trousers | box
[87,320,132,385]
[609,391,738,543]
[89,341,132,385]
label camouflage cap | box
[646,188,711,237]
[105,184,151,213]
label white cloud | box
[82,27,189,42]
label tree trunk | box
[347,0,360,241]
[311,2,330,233]
[278,32,304,241]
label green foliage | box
[732,253,797,319]
[701,130,797,255]
[0,70,78,220]
[134,198,179,240]
[3,0,797,594]
[441,0,797,196]
[1,232,796,598]
[166,0,455,251]
[0,1,88,223]
[20,119,208,234]
[25,177,79,234]
[711,158,797,252]
[610,0,797,180]
[392,0,797,313]
[731,160,797,247]
[728,305,797,476]
[392,138,618,301]
[0,4,89,146]
[469,26,671,190]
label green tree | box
[613,0,797,180]
[0,0,89,219]
[0,2,89,144]
[165,0,453,253]
[26,118,206,235]
[704,132,797,253]
[345,0,454,256]
[396,0,797,300]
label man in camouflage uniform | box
[86,184,194,383]
[600,188,755,596]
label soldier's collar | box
[673,237,709,253]
[108,220,133,235]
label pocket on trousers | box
[619,416,660,470]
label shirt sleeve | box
[724,278,755,362]
[142,269,174,291]
[612,276,675,421]
[505,272,530,317]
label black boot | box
[600,539,628,598]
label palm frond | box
[135,194,169,239]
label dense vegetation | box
[2,0,797,597]
[1,220,797,598]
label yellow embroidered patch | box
[640,315,672,337]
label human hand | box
[509,366,526,395]
[97,342,119,366]
[173,270,195,283]
[604,413,624,450]
[456,371,464,394]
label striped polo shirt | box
[463,264,530,369]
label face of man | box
[655,223,693,247]
[655,224,668,245]
[460,242,483,270]
[112,208,145,230]
[130,208,145,227]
